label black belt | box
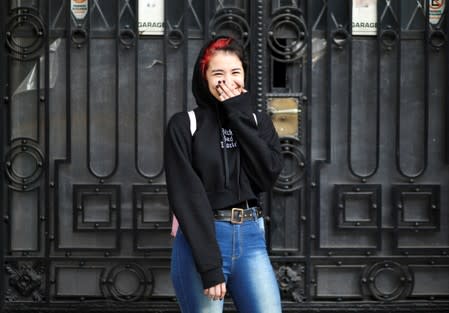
[213,207,263,224]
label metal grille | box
[1,0,448,312]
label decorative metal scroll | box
[274,137,305,192]
[5,7,46,60]
[209,8,250,47]
[267,7,308,62]
[274,263,306,302]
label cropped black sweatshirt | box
[164,41,283,289]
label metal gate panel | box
[1,0,449,312]
[307,0,449,306]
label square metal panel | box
[133,185,171,251]
[334,184,381,230]
[73,185,120,232]
[392,185,440,231]
[133,185,169,228]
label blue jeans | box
[171,213,282,313]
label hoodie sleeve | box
[164,112,225,289]
[222,92,283,191]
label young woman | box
[164,36,283,313]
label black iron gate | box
[1,0,449,312]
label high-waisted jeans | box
[171,212,282,313]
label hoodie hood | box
[192,36,230,109]
[191,37,236,188]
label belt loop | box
[250,207,257,221]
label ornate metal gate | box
[1,0,448,312]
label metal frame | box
[0,0,5,311]
[1,0,449,312]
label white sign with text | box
[138,0,165,35]
[352,0,377,36]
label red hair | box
[199,38,233,78]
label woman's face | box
[205,50,245,101]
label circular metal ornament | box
[429,29,447,49]
[166,28,185,48]
[119,28,137,48]
[6,7,46,60]
[267,7,308,62]
[5,138,44,191]
[361,261,413,301]
[380,28,398,50]
[332,27,350,49]
[101,263,153,302]
[71,28,88,47]
[274,137,304,192]
[209,8,250,48]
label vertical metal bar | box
[304,0,312,302]
[115,0,120,249]
[65,0,72,162]
[182,0,188,112]
[86,0,92,176]
[130,1,135,252]
[6,3,12,143]
[375,0,382,249]
[162,0,167,142]
[347,0,354,177]
[56,0,74,251]
[393,0,402,248]
[4,0,12,262]
[325,0,331,163]
[113,0,119,179]
[446,1,449,163]
[314,0,334,258]
[251,0,266,113]
[394,0,402,177]
[132,0,138,250]
[134,0,139,171]
[43,0,50,305]
[37,44,42,142]
[423,0,430,174]
[0,0,6,311]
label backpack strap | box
[252,113,258,126]
[188,110,196,135]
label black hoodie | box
[164,39,283,289]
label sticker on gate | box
[71,0,88,20]
[429,0,445,25]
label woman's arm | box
[221,92,284,190]
[164,112,225,289]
